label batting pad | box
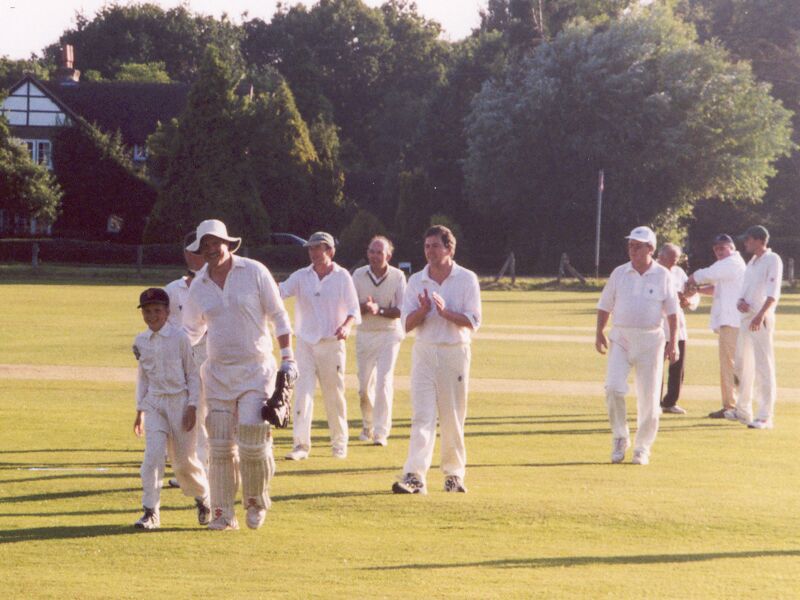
[237,423,272,510]
[207,410,238,522]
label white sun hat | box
[625,225,656,248]
[185,219,242,254]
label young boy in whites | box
[352,236,406,446]
[392,225,481,495]
[596,226,679,466]
[657,243,699,415]
[132,287,210,530]
[280,232,361,460]
[183,219,295,531]
[729,225,783,429]
[685,234,746,418]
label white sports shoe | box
[632,450,649,465]
[748,419,774,430]
[285,446,309,461]
[723,408,751,424]
[245,499,266,530]
[332,446,347,459]
[662,405,686,414]
[134,507,160,530]
[358,428,373,442]
[611,437,630,464]
[373,437,388,447]
[208,509,239,531]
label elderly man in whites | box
[352,236,407,446]
[657,243,699,415]
[686,234,747,418]
[280,232,361,460]
[728,226,783,429]
[182,219,295,531]
[596,226,679,465]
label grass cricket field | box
[1,267,799,598]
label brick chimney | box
[55,44,81,85]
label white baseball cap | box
[625,226,656,248]
[185,219,242,254]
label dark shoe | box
[392,473,426,495]
[195,497,211,526]
[444,475,467,493]
[708,408,727,419]
[134,507,160,530]
[167,478,180,488]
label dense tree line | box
[1,0,798,271]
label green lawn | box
[1,276,799,598]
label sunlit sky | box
[0,1,488,59]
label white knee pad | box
[237,423,272,510]
[207,410,237,521]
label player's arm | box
[134,355,148,436]
[181,335,200,431]
[182,293,207,346]
[595,310,610,354]
[665,313,679,363]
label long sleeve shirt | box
[663,265,699,342]
[598,261,678,329]
[279,263,361,345]
[401,262,482,345]
[352,264,406,335]
[691,252,747,332]
[134,323,199,410]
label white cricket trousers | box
[141,392,209,509]
[604,327,664,456]
[356,330,402,439]
[735,313,777,422]
[293,338,348,452]
[403,342,470,482]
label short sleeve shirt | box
[598,261,678,329]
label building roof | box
[32,78,190,144]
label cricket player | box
[392,225,481,495]
[686,234,746,418]
[280,231,361,460]
[728,225,783,429]
[353,236,406,446]
[183,219,295,530]
[132,287,210,530]
[657,243,699,415]
[596,226,679,465]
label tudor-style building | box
[0,46,188,238]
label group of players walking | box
[131,218,782,530]
[131,220,480,530]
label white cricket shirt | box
[691,252,747,332]
[352,264,406,335]
[280,263,361,345]
[134,322,200,410]
[598,261,678,329]
[401,262,482,345]
[740,249,783,315]
[662,265,699,342]
[164,276,190,329]
[183,255,291,365]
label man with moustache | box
[183,219,295,530]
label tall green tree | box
[465,7,793,270]
[144,46,269,244]
[0,113,62,226]
[45,3,244,82]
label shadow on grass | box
[0,487,140,503]
[1,471,136,485]
[0,524,186,544]
[0,460,140,470]
[273,490,391,502]
[0,448,140,455]
[365,549,800,570]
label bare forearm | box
[596,310,610,335]
[440,309,474,329]
[405,307,427,333]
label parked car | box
[269,233,307,246]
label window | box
[15,138,53,170]
[133,144,148,162]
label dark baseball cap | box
[740,225,769,241]
[713,234,735,246]
[137,287,170,308]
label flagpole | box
[594,169,604,280]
